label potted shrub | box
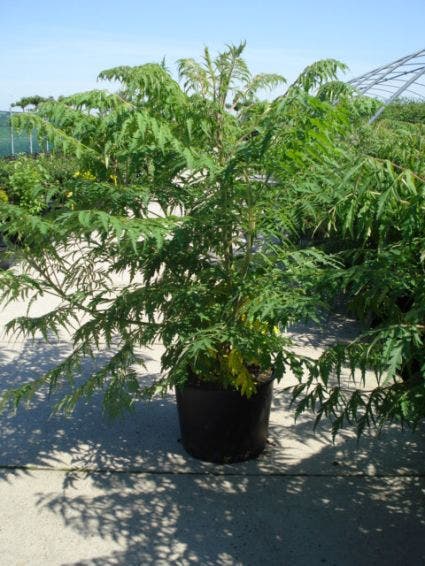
[0,44,348,462]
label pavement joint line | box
[0,464,424,478]
[0,339,164,346]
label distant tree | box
[11,95,53,112]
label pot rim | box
[180,367,276,392]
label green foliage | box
[343,95,382,124]
[276,97,425,436]
[0,153,79,214]
[39,153,80,184]
[7,156,50,214]
[0,158,11,189]
[382,99,425,124]
[0,43,348,418]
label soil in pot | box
[175,373,274,464]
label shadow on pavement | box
[0,339,424,565]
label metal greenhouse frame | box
[347,48,425,123]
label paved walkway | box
[0,293,424,565]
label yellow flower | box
[74,170,96,181]
[81,171,96,181]
[65,191,73,198]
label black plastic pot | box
[175,375,274,463]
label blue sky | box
[1,0,423,108]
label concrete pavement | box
[0,290,424,565]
